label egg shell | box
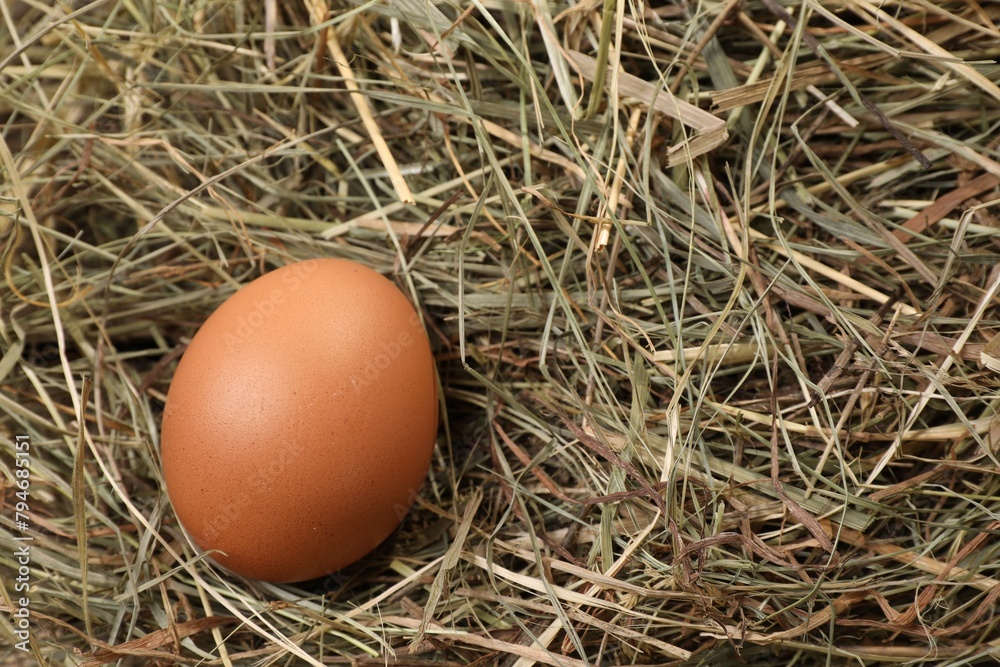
[160,258,437,583]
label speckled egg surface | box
[160,258,438,583]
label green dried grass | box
[2,0,1000,665]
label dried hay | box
[2,0,1000,665]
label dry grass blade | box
[711,54,893,112]
[414,487,481,644]
[72,377,93,639]
[568,51,728,166]
[845,0,1000,105]
[302,0,414,204]
[3,0,1000,665]
[77,615,240,667]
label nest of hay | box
[3,0,1000,665]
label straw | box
[3,1,1000,664]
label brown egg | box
[160,258,437,583]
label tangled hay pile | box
[3,0,1000,664]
